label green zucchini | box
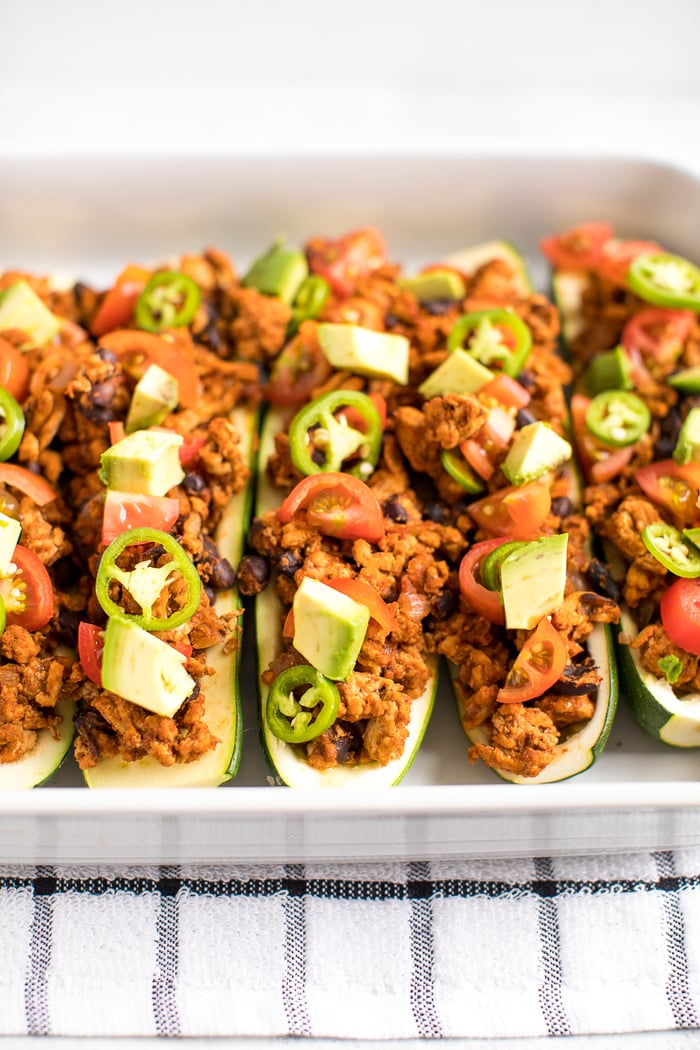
[84,406,257,788]
[0,699,75,789]
[254,406,437,787]
[452,622,617,784]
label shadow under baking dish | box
[2,151,700,862]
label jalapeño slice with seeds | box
[641,522,700,579]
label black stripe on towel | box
[653,851,699,1030]
[151,866,182,1037]
[24,866,54,1036]
[534,857,572,1037]
[407,861,443,1038]
[281,864,311,1037]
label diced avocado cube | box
[418,348,493,398]
[292,577,370,681]
[674,407,700,465]
[99,429,185,496]
[501,534,569,630]
[125,363,179,434]
[0,512,21,576]
[669,366,700,394]
[399,269,466,302]
[583,344,634,397]
[101,616,195,718]
[501,421,572,485]
[317,324,410,385]
[0,280,61,347]
[242,238,308,305]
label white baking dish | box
[2,151,700,863]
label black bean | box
[383,497,408,524]
[278,550,303,577]
[654,408,682,459]
[433,589,457,619]
[52,557,78,589]
[423,501,449,523]
[385,312,400,328]
[235,554,270,595]
[183,473,206,493]
[551,496,573,519]
[80,378,122,422]
[424,300,453,316]
[203,583,217,605]
[515,408,538,429]
[97,347,118,364]
[516,368,537,392]
[210,557,236,590]
[586,559,622,602]
[56,608,82,646]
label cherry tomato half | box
[78,622,104,686]
[468,480,552,540]
[284,575,398,641]
[277,472,385,543]
[101,490,181,546]
[636,460,700,529]
[479,373,531,410]
[0,463,56,506]
[596,239,662,288]
[539,222,614,272]
[98,329,200,409]
[621,307,695,363]
[0,336,30,403]
[0,544,54,631]
[263,322,332,407]
[306,227,387,298]
[660,577,700,656]
[458,537,513,625]
[497,616,568,703]
[91,264,151,337]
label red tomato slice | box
[468,481,551,540]
[636,460,700,528]
[660,578,700,657]
[0,336,29,403]
[283,576,398,641]
[0,464,56,507]
[570,393,633,484]
[179,432,208,468]
[621,307,695,361]
[0,545,54,631]
[98,329,200,409]
[539,223,614,272]
[78,622,105,686]
[277,472,385,543]
[461,439,495,481]
[480,374,531,409]
[497,616,568,703]
[306,227,387,298]
[596,239,663,288]
[264,322,332,407]
[102,490,181,546]
[458,537,512,625]
[172,642,193,659]
[91,264,151,337]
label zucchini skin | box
[253,407,437,788]
[83,406,258,788]
[0,700,76,789]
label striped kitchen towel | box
[2,850,700,1040]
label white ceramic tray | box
[2,151,700,863]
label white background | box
[1,0,699,165]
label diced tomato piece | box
[539,223,614,272]
[468,481,551,540]
[78,622,105,686]
[306,227,387,298]
[101,490,181,546]
[91,264,151,337]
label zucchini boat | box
[545,221,700,748]
[0,249,263,787]
[391,240,620,782]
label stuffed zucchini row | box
[396,242,621,783]
[543,221,700,747]
[0,249,262,787]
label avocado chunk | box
[317,324,410,385]
[583,344,634,397]
[0,512,21,576]
[674,406,700,464]
[399,269,466,302]
[101,616,195,718]
[501,534,569,630]
[125,363,179,434]
[501,421,572,485]
[99,429,185,496]
[242,238,308,305]
[292,577,370,681]
[0,280,61,347]
[418,348,493,398]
